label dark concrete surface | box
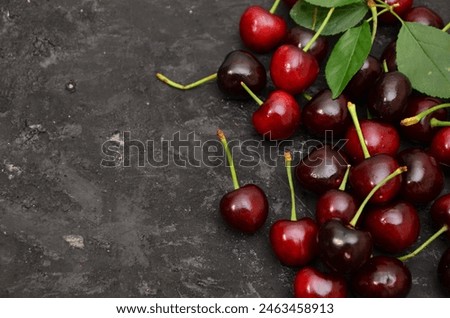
[0,0,449,297]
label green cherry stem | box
[349,166,407,227]
[382,59,389,73]
[285,151,297,222]
[269,0,282,14]
[156,72,218,90]
[398,225,448,262]
[217,129,240,190]
[368,0,378,44]
[338,165,351,191]
[241,82,264,106]
[443,22,450,32]
[302,92,313,101]
[400,103,450,126]
[347,102,371,159]
[303,7,335,53]
[430,118,450,127]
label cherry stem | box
[349,166,407,227]
[347,102,371,159]
[430,118,450,127]
[442,22,450,32]
[303,7,335,53]
[382,59,389,73]
[368,1,378,44]
[398,225,448,262]
[285,151,297,222]
[156,73,217,90]
[400,103,450,126]
[338,165,351,191]
[240,82,264,106]
[269,0,282,14]
[217,129,240,190]
[367,7,390,21]
[302,92,313,101]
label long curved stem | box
[401,103,450,126]
[285,151,297,222]
[398,225,448,262]
[269,0,281,14]
[368,1,378,44]
[156,73,217,90]
[217,129,240,190]
[338,165,351,191]
[241,82,264,106]
[303,7,335,53]
[347,102,371,159]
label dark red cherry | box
[270,218,318,267]
[349,154,402,205]
[430,127,450,166]
[239,6,287,53]
[367,71,412,122]
[220,184,268,234]
[302,90,350,138]
[379,0,414,24]
[404,6,445,29]
[364,201,420,253]
[400,96,445,143]
[380,41,398,72]
[217,50,267,99]
[430,193,450,229]
[318,219,373,274]
[270,45,319,95]
[295,145,348,195]
[294,267,347,298]
[345,56,382,101]
[438,248,450,295]
[316,190,358,225]
[345,120,400,164]
[283,0,298,8]
[283,26,329,63]
[352,256,412,297]
[398,148,444,204]
[252,90,301,140]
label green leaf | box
[326,21,372,98]
[304,0,364,8]
[397,22,450,99]
[290,0,368,36]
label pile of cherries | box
[157,0,450,297]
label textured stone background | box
[0,0,449,297]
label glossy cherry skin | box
[217,50,267,99]
[294,267,347,298]
[351,256,412,297]
[381,41,398,72]
[379,0,414,24]
[430,127,450,166]
[345,56,382,101]
[345,120,400,164]
[398,148,444,204]
[364,201,419,253]
[367,71,412,122]
[295,145,348,195]
[400,96,445,143]
[430,193,450,229]
[283,0,298,8]
[404,6,444,29]
[252,90,301,140]
[239,6,287,53]
[270,45,319,95]
[302,90,350,138]
[283,26,328,63]
[438,248,450,295]
[270,217,318,267]
[349,154,402,205]
[219,184,268,234]
[318,219,373,274]
[316,190,358,226]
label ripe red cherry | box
[283,26,329,63]
[294,267,347,298]
[345,120,400,164]
[430,127,450,166]
[438,248,450,295]
[379,0,414,24]
[430,193,450,230]
[381,41,398,72]
[345,56,382,101]
[363,201,420,253]
[398,148,444,204]
[316,189,358,226]
[270,45,319,95]
[351,256,412,297]
[400,96,445,143]
[239,5,287,53]
[302,90,350,138]
[404,6,445,28]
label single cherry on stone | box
[217,129,268,234]
[294,267,347,298]
[241,82,301,140]
[239,0,287,53]
[156,50,266,99]
[269,151,318,267]
[404,6,445,29]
